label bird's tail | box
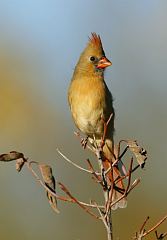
[101,139,127,210]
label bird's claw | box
[81,136,88,149]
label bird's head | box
[75,33,112,76]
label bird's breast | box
[68,77,108,137]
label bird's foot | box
[81,136,88,149]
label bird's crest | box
[89,32,103,48]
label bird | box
[68,33,127,210]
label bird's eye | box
[89,56,96,62]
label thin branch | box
[139,216,150,234]
[119,146,129,160]
[57,148,95,174]
[101,113,113,149]
[143,215,167,237]
[124,157,133,194]
[86,159,104,187]
[27,161,104,209]
[105,182,114,219]
[94,201,108,229]
[155,230,167,239]
[58,182,100,219]
[117,140,129,159]
[109,158,133,209]
[110,177,140,209]
[127,178,141,194]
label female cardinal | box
[68,33,127,209]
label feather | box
[88,32,103,49]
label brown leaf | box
[39,164,59,213]
[127,140,147,168]
[16,158,26,172]
[0,151,24,162]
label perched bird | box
[68,33,127,209]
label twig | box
[127,178,141,194]
[94,201,108,230]
[117,140,128,158]
[109,158,133,210]
[110,177,140,209]
[155,230,167,239]
[134,215,167,239]
[143,215,167,237]
[58,182,100,219]
[101,113,113,149]
[139,216,150,235]
[119,146,129,160]
[124,157,133,194]
[57,148,96,174]
[27,161,104,209]
[105,181,114,219]
[0,128,149,240]
[86,159,104,187]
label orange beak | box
[96,57,112,69]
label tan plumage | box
[68,33,127,209]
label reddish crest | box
[89,32,102,48]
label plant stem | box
[107,210,113,240]
[104,191,113,240]
[97,157,113,240]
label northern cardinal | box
[68,33,127,209]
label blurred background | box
[0,0,167,239]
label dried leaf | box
[0,151,24,162]
[39,164,59,213]
[127,140,147,168]
[16,158,26,172]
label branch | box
[143,215,167,238]
[57,148,99,174]
[94,201,108,230]
[101,113,113,149]
[134,215,167,239]
[86,159,104,187]
[58,182,100,219]
[27,161,104,209]
[155,230,167,239]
